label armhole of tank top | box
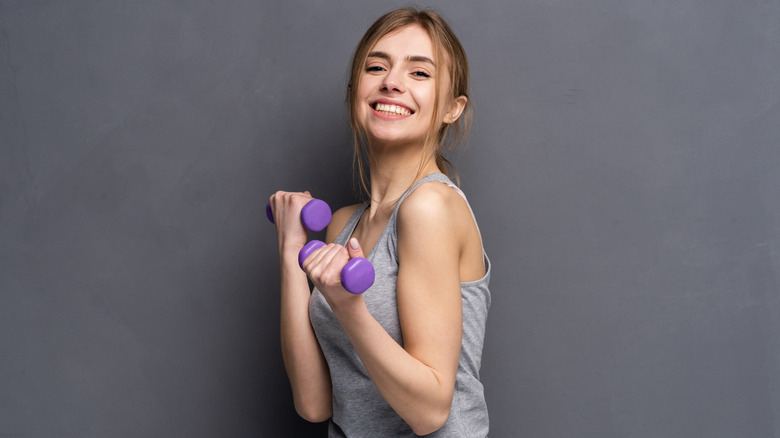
[435,180,486,256]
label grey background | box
[1,0,778,437]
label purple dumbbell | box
[298,240,375,295]
[266,198,332,232]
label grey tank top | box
[309,173,491,437]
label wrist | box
[279,243,305,269]
[278,237,305,257]
[329,294,368,323]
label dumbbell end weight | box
[298,240,326,268]
[300,199,332,232]
[341,257,375,294]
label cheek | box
[418,89,441,121]
[357,73,379,95]
[353,84,371,118]
[355,81,376,109]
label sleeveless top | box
[309,173,491,437]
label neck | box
[364,139,440,217]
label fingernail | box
[349,238,359,250]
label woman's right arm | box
[271,191,332,422]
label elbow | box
[294,400,331,424]
[409,406,451,436]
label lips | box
[371,101,413,116]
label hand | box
[268,190,313,253]
[303,237,367,311]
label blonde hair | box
[347,8,472,200]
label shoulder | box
[397,181,470,249]
[326,203,362,243]
[398,180,468,232]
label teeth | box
[375,103,411,116]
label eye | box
[412,71,431,78]
[365,65,385,73]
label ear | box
[443,95,468,124]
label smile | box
[372,102,413,116]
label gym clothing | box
[309,173,491,437]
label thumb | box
[347,237,366,259]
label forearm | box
[279,253,332,422]
[334,301,454,435]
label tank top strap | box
[334,203,369,247]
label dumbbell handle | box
[266,198,332,232]
[298,240,375,294]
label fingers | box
[269,190,313,208]
[302,243,349,289]
[268,190,314,225]
[346,237,366,259]
[269,191,318,254]
[267,192,278,221]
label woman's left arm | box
[303,184,463,436]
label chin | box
[368,129,426,145]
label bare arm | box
[302,184,465,435]
[272,193,356,422]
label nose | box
[380,68,404,93]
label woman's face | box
[356,24,449,149]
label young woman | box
[269,8,491,437]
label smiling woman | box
[267,8,490,437]
[354,24,465,154]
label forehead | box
[370,24,434,59]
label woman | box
[269,8,490,437]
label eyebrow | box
[367,51,436,67]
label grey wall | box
[1,1,778,437]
